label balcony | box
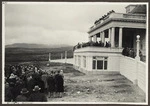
[73,41,111,51]
[73,42,122,54]
[74,46,123,54]
[74,44,145,62]
[110,13,146,20]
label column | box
[100,32,102,41]
[119,27,123,48]
[103,31,105,44]
[89,36,92,42]
[136,35,140,60]
[108,28,111,42]
[93,35,97,42]
[111,27,115,47]
[101,31,105,43]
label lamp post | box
[135,35,140,61]
[134,35,140,85]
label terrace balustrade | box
[89,12,146,31]
[73,41,111,51]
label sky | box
[4,2,130,46]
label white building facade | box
[73,4,147,92]
[73,5,146,73]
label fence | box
[120,56,146,92]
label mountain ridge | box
[5,43,73,48]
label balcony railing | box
[123,14,146,19]
[73,41,111,51]
[73,43,145,62]
[89,13,146,31]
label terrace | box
[73,41,145,62]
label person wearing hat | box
[41,72,48,93]
[54,70,64,98]
[5,82,13,102]
[28,85,47,102]
[60,70,64,77]
[47,71,55,98]
[8,73,17,84]
[15,88,29,102]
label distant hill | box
[5,45,74,62]
[5,43,72,48]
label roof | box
[130,5,146,14]
[125,5,136,9]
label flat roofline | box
[88,13,146,33]
[88,18,146,34]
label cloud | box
[5,26,88,45]
[4,2,128,45]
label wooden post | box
[49,53,51,62]
[61,53,63,59]
[65,51,67,63]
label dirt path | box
[41,62,145,103]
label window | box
[78,56,81,66]
[93,60,96,69]
[104,61,107,69]
[92,56,108,70]
[97,60,103,69]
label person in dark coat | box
[5,82,13,102]
[34,77,45,93]
[15,88,29,102]
[105,41,109,47]
[8,82,16,101]
[47,71,55,98]
[54,70,64,98]
[28,85,47,102]
[26,75,35,94]
[13,80,24,100]
[41,72,48,93]
[122,47,128,56]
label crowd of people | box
[73,41,111,50]
[122,47,136,58]
[5,64,64,102]
[122,47,143,61]
[94,10,115,25]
